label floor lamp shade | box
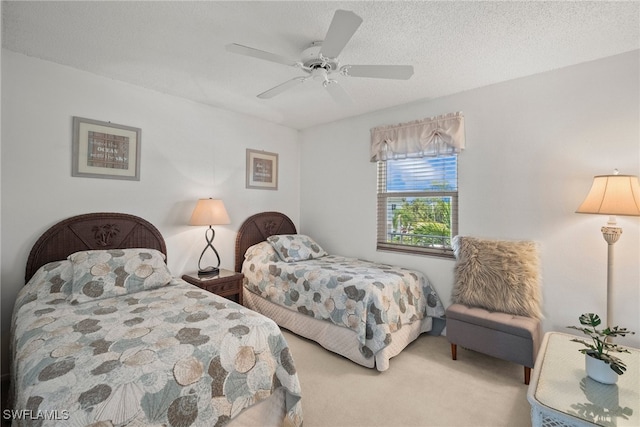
[576,174,640,217]
[189,199,230,275]
[576,173,640,328]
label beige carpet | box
[282,330,532,427]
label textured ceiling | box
[2,1,639,130]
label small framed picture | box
[72,117,141,180]
[246,149,278,190]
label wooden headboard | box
[234,211,297,273]
[26,212,167,282]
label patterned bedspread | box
[10,259,303,427]
[243,242,445,359]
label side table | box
[527,332,639,427]
[182,269,244,305]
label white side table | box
[527,332,639,427]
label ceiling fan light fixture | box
[301,42,339,72]
[312,68,330,82]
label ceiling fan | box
[225,9,414,104]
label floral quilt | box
[243,242,445,359]
[10,258,303,427]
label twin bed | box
[10,212,302,427]
[235,211,445,372]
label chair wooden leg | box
[451,343,457,360]
[524,366,531,385]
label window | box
[377,155,458,258]
[370,111,464,257]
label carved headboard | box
[26,212,167,282]
[234,211,297,273]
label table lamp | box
[189,198,230,276]
[576,170,640,327]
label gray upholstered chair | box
[446,236,543,385]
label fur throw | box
[451,236,542,319]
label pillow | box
[267,234,328,262]
[451,236,542,319]
[67,248,172,304]
[15,261,74,310]
[28,260,74,295]
[245,241,280,263]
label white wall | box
[0,50,300,375]
[300,51,640,347]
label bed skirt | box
[244,288,434,371]
[229,387,287,427]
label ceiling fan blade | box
[320,10,363,59]
[257,77,307,99]
[226,43,299,67]
[324,80,354,105]
[342,65,414,80]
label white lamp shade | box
[189,199,231,226]
[576,175,640,216]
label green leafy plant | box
[567,313,635,375]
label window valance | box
[370,112,465,162]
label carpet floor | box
[282,330,532,427]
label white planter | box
[585,355,619,384]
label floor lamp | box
[576,171,640,328]
[189,198,231,276]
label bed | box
[9,212,302,427]
[235,211,445,372]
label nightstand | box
[181,269,244,305]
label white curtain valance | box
[370,112,465,162]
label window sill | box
[376,243,455,259]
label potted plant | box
[567,313,635,384]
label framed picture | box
[246,149,278,190]
[72,116,141,180]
